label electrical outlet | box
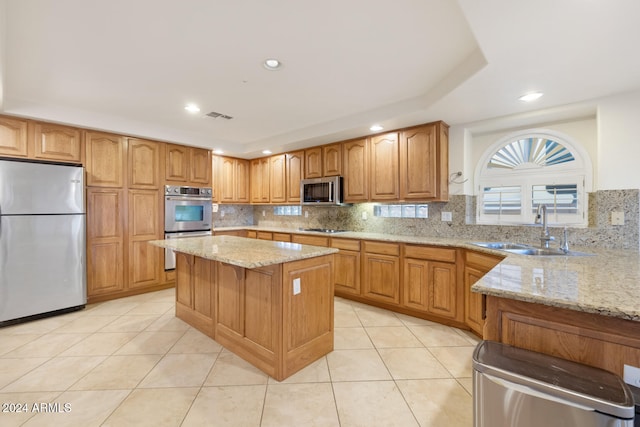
[293,278,301,295]
[262,210,266,217]
[304,210,309,218]
[611,211,625,226]
[441,211,452,222]
[212,203,219,213]
[220,211,224,218]
[623,364,640,387]
[362,211,368,220]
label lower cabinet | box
[175,253,215,334]
[331,238,361,296]
[464,250,503,335]
[362,241,401,304]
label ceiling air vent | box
[206,111,233,120]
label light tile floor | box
[0,289,479,426]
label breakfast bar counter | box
[150,235,338,381]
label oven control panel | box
[165,185,212,197]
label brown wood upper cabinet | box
[0,116,28,158]
[286,151,304,203]
[165,143,211,186]
[216,155,250,203]
[400,122,449,201]
[32,122,83,163]
[304,143,342,178]
[342,138,369,202]
[370,132,400,201]
[250,157,270,203]
[85,131,126,188]
[269,154,287,203]
[128,138,161,189]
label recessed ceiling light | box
[213,149,224,155]
[370,124,384,131]
[185,103,200,113]
[518,92,543,102]
[262,149,272,155]
[263,58,282,71]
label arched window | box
[475,129,592,226]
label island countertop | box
[150,235,338,269]
[213,226,640,322]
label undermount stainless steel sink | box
[470,242,594,257]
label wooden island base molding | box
[151,235,337,381]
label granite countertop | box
[214,226,640,322]
[150,235,338,269]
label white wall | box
[597,89,640,190]
[449,89,640,194]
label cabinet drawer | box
[363,241,400,256]
[272,232,291,242]
[246,230,257,238]
[465,250,503,270]
[331,238,360,251]
[256,231,273,240]
[404,245,456,263]
[291,234,329,247]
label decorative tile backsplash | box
[212,189,639,250]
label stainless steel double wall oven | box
[164,185,212,270]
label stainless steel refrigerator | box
[0,159,86,325]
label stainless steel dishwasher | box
[473,341,635,426]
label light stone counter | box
[150,235,338,269]
[214,226,640,322]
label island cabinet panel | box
[282,255,334,378]
[175,253,215,335]
[217,263,245,335]
[0,116,28,157]
[244,267,279,351]
[484,296,640,378]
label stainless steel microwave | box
[301,176,344,205]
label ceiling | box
[2,0,640,158]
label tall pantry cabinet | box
[86,134,168,303]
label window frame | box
[475,129,592,227]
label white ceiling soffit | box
[2,0,482,156]
[3,1,640,157]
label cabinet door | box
[334,250,361,295]
[86,188,125,296]
[176,252,194,308]
[465,266,487,335]
[0,116,28,157]
[304,147,322,178]
[217,263,244,334]
[220,157,236,202]
[286,151,304,203]
[33,122,82,163]
[270,154,287,203]
[211,155,220,202]
[85,132,126,187]
[235,158,250,203]
[400,124,437,200]
[403,258,429,311]
[128,138,161,189]
[323,143,342,176]
[165,144,189,183]
[128,189,162,289]
[342,138,369,202]
[428,261,458,320]
[251,158,270,203]
[193,257,213,318]
[362,253,400,304]
[190,148,211,185]
[370,132,399,200]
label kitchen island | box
[150,235,338,381]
